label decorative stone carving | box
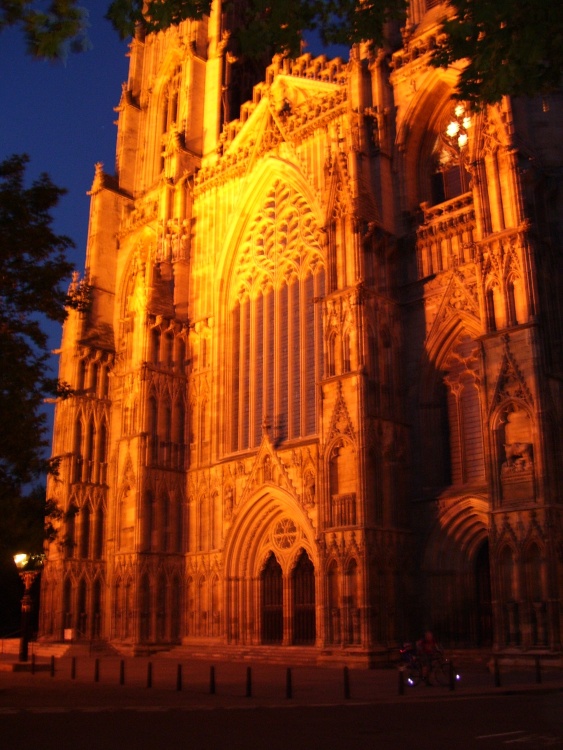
[502,442,533,474]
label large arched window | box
[228,181,325,452]
[328,440,357,526]
[429,103,472,206]
[443,334,485,485]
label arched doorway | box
[293,550,316,645]
[261,552,283,644]
[421,496,489,645]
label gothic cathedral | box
[40,0,563,663]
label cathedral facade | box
[40,0,563,663]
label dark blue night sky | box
[0,6,347,441]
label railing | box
[417,193,476,278]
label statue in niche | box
[502,442,533,473]
[224,485,234,520]
[263,455,272,482]
[303,470,316,508]
[501,407,534,475]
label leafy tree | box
[0,154,75,505]
[3,1,563,104]
[0,0,89,59]
[105,0,563,104]
[431,0,563,105]
[105,0,407,59]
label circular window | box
[273,518,297,550]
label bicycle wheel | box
[432,658,451,686]
[404,662,422,686]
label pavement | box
[1,649,562,711]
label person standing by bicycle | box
[416,631,440,685]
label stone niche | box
[499,408,535,504]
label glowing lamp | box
[14,553,30,570]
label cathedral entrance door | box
[261,553,283,644]
[293,550,316,645]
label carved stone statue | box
[502,442,533,474]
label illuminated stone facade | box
[40,1,563,661]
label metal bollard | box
[31,653,35,675]
[210,665,216,694]
[343,666,351,699]
[94,658,100,682]
[449,661,455,691]
[246,666,252,697]
[398,667,405,695]
[176,663,182,691]
[119,659,125,685]
[147,661,152,688]
[494,657,501,687]
[50,655,55,677]
[286,667,293,699]
[71,656,76,680]
[535,656,542,684]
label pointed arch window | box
[148,396,158,463]
[151,328,161,365]
[79,504,90,558]
[329,440,357,527]
[444,335,485,485]
[77,358,87,390]
[345,559,360,644]
[485,286,497,331]
[430,103,472,206]
[140,575,151,642]
[230,271,323,452]
[164,331,174,367]
[73,418,83,482]
[93,507,104,558]
[97,420,108,484]
[327,560,340,644]
[92,580,102,637]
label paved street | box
[1,653,562,749]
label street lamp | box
[13,553,43,662]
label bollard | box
[398,667,405,696]
[286,667,293,699]
[210,665,216,695]
[494,657,501,687]
[176,664,182,692]
[246,666,252,697]
[31,653,35,675]
[147,661,153,688]
[119,659,125,685]
[343,666,350,700]
[449,661,455,691]
[535,656,542,684]
[50,655,55,677]
[71,656,76,680]
[94,658,100,683]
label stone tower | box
[40,0,563,662]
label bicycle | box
[399,643,454,686]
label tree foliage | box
[106,0,407,58]
[0,154,74,503]
[432,0,563,105]
[107,0,563,104]
[0,0,89,59]
[2,1,563,104]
